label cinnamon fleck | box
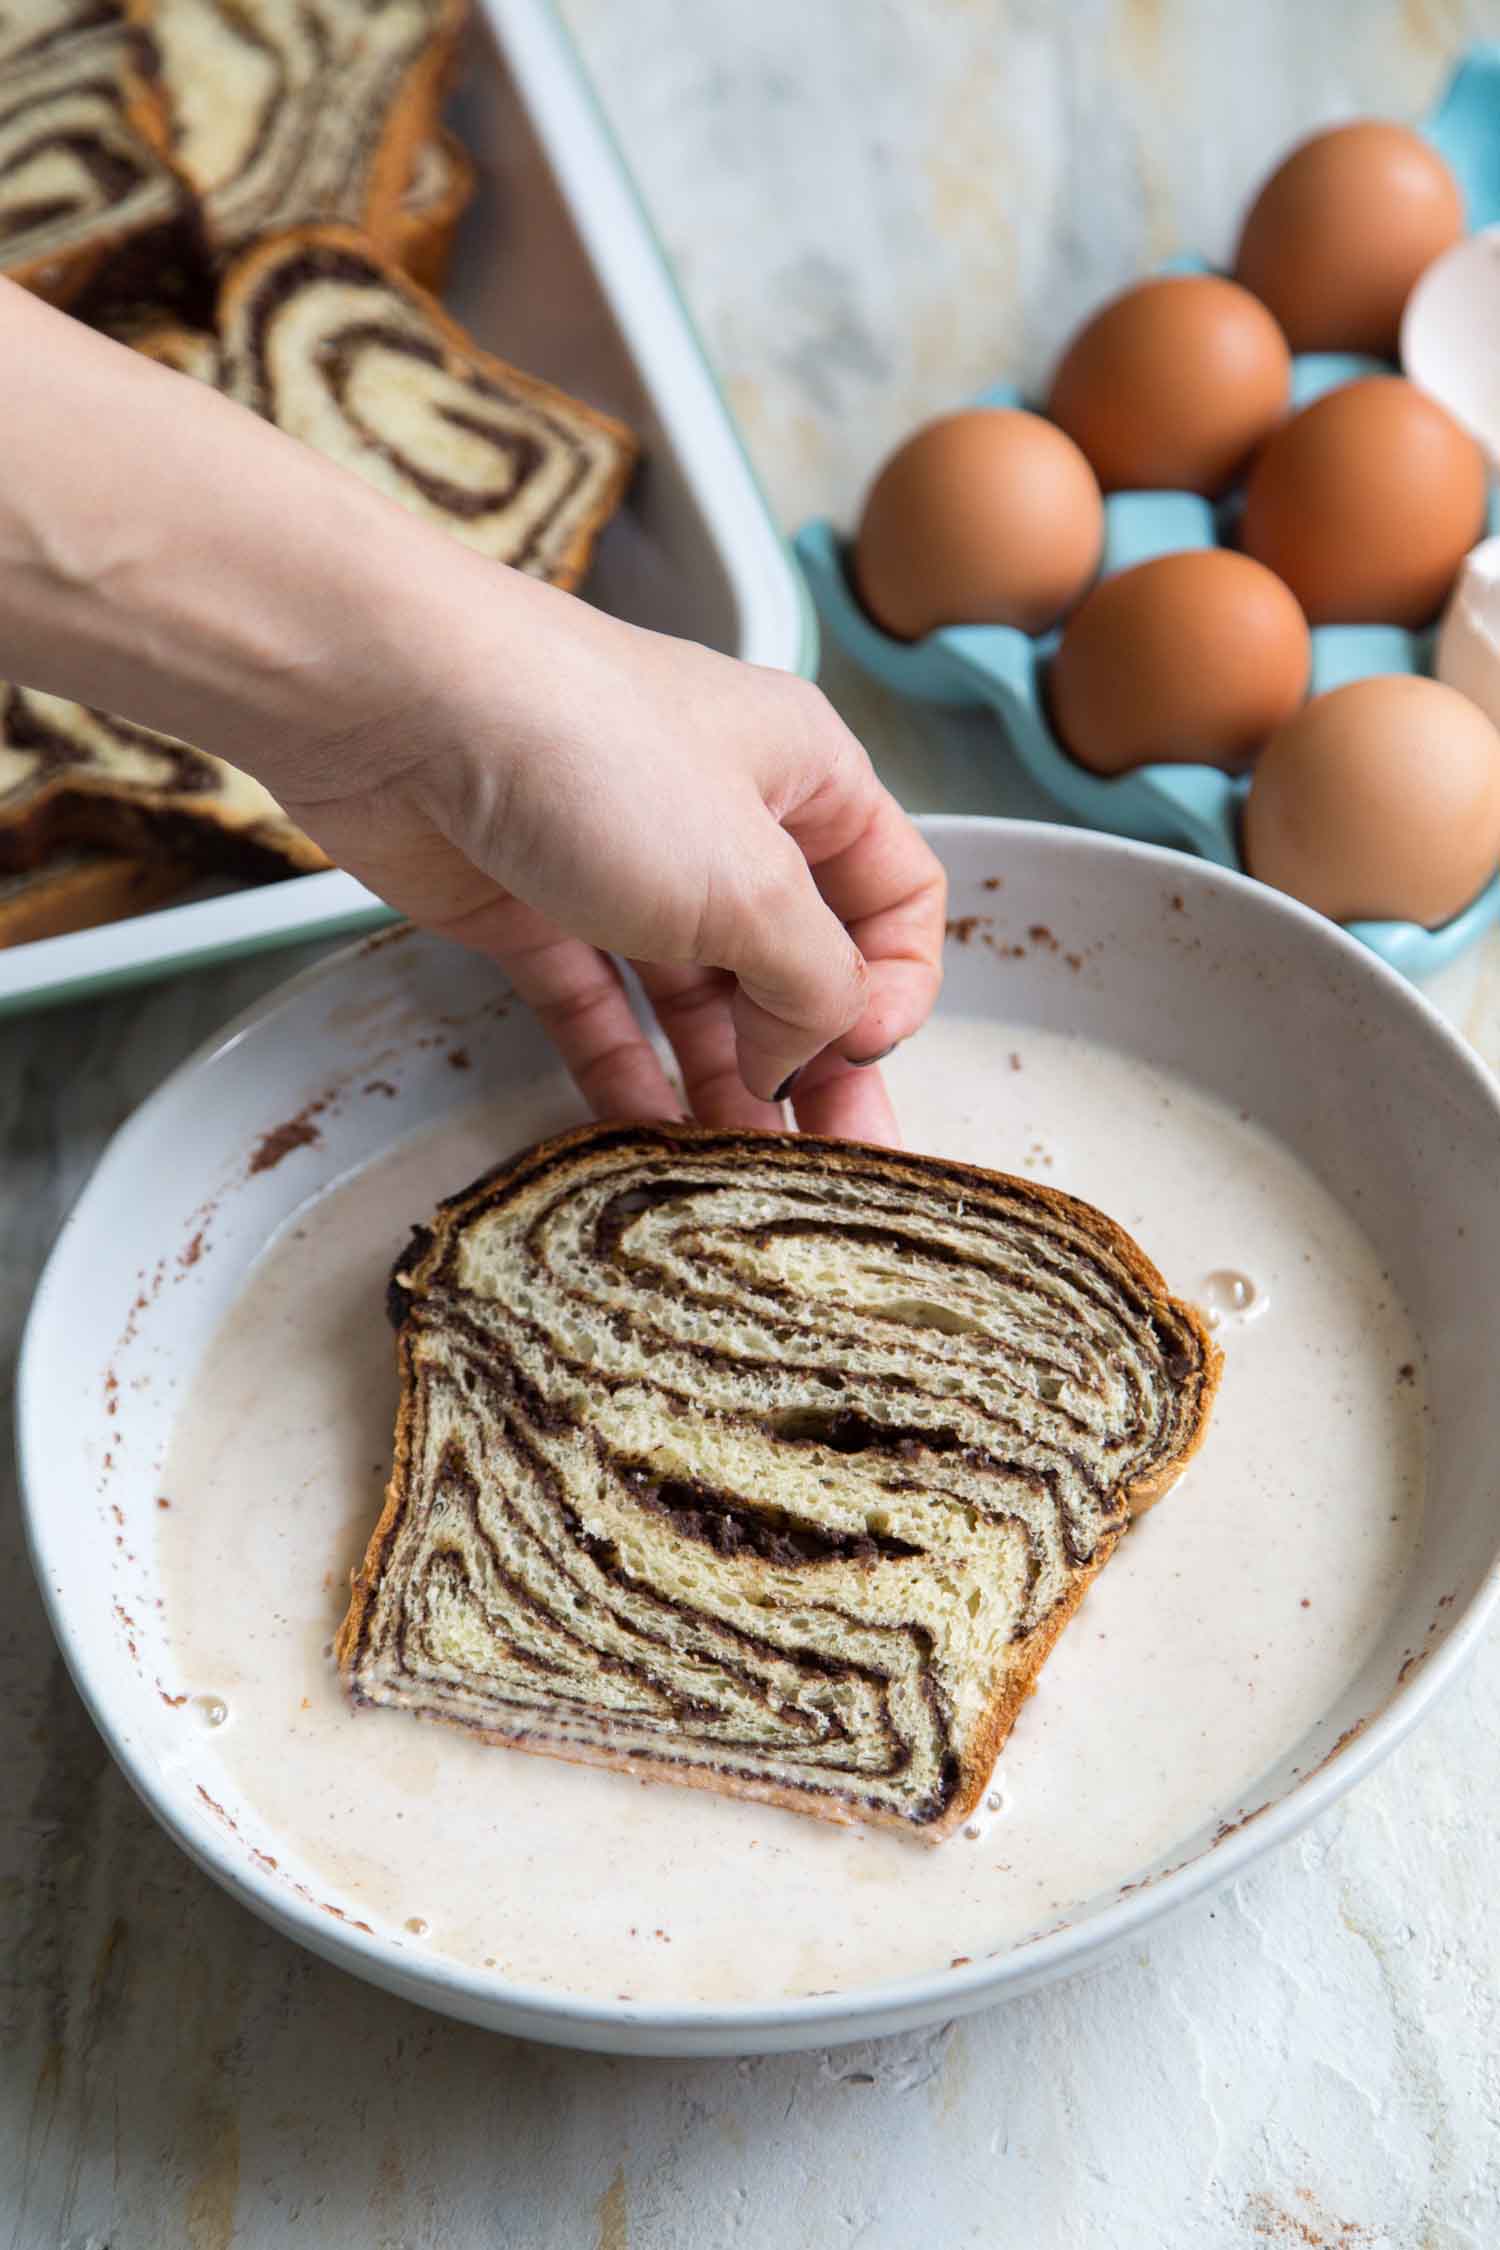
[249,1101,325,1174]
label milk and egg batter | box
[158,1020,1424,2006]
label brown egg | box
[1240,377,1487,628]
[1233,121,1464,357]
[1045,275,1291,496]
[850,408,1103,641]
[1048,550,1310,776]
[1243,676,1500,926]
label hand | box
[0,287,942,1136]
[274,568,947,1144]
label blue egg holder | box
[794,46,1500,979]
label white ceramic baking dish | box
[0,0,814,1020]
[19,818,1500,2056]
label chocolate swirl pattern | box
[218,227,638,588]
[0,686,327,876]
[0,0,181,305]
[339,1123,1220,1839]
[124,0,465,255]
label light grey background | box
[7,3,1500,2244]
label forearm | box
[0,279,499,787]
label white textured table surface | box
[7,4,1500,2244]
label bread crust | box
[387,129,476,293]
[357,0,469,249]
[6,198,191,312]
[0,851,194,947]
[339,1120,1221,1843]
[121,320,222,382]
[216,222,639,593]
[10,233,128,312]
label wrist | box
[152,455,494,790]
[306,548,620,843]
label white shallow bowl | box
[19,819,1500,2056]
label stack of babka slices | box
[0,0,635,943]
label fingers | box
[784,780,948,1068]
[703,781,944,1106]
[737,684,946,1078]
[497,919,683,1124]
[633,955,903,1142]
[712,828,871,1102]
[790,1049,903,1147]
[620,959,904,1144]
[631,961,786,1130]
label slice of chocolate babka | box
[124,0,465,257]
[0,0,182,305]
[339,1123,1220,1840]
[0,686,327,877]
[218,226,637,589]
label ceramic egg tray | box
[795,46,1500,979]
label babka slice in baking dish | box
[217,226,638,590]
[0,687,326,877]
[0,0,182,306]
[123,0,466,258]
[339,1124,1220,1841]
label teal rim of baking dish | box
[794,46,1500,981]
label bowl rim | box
[18,815,1500,2047]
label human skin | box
[0,281,946,1142]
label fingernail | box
[773,1068,804,1104]
[850,1042,899,1069]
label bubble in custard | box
[962,1785,1009,1841]
[1200,1270,1266,1328]
[195,1695,229,1729]
[404,1916,430,1937]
